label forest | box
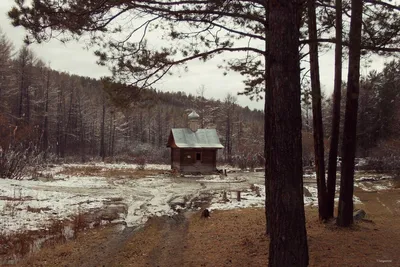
[1,0,400,266]
[0,29,265,177]
[311,59,400,163]
[1,26,399,177]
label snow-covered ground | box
[209,184,265,210]
[197,175,247,183]
[356,181,393,192]
[0,168,200,235]
[355,173,395,192]
[0,163,249,235]
[0,164,394,236]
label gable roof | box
[167,128,224,149]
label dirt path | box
[72,213,190,267]
[15,213,191,267]
[356,187,400,216]
[72,226,139,267]
[14,187,400,267]
[147,213,190,267]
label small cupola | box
[188,110,200,132]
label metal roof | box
[188,110,200,120]
[169,128,224,148]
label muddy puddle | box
[0,208,120,265]
[1,222,74,265]
[0,191,213,265]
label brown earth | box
[9,187,400,267]
[57,166,167,179]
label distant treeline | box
[0,29,265,167]
[1,28,399,167]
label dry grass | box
[26,206,52,213]
[0,218,67,265]
[111,218,166,267]
[184,209,268,267]
[0,196,33,201]
[58,166,167,179]
[0,209,111,265]
[8,188,400,267]
[13,226,118,267]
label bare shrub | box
[60,166,103,177]
[26,206,51,213]
[0,143,43,180]
[128,143,169,164]
[72,209,87,236]
[232,152,263,171]
[359,140,400,172]
[135,156,147,170]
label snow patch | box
[356,181,392,192]
[197,175,246,183]
[0,174,200,235]
[209,184,265,210]
[356,175,393,182]
[208,183,356,211]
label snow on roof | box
[169,128,224,148]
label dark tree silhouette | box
[337,0,364,227]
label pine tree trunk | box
[78,97,85,163]
[18,71,24,120]
[264,3,271,235]
[307,0,328,221]
[108,111,113,156]
[264,70,271,235]
[26,82,30,124]
[80,124,85,162]
[268,0,309,265]
[139,111,144,142]
[157,108,162,147]
[111,112,115,158]
[56,87,64,158]
[100,94,106,161]
[326,0,343,218]
[337,0,363,227]
[64,90,73,157]
[42,69,50,159]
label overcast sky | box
[0,1,392,110]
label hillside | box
[0,29,264,169]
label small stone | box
[353,209,366,220]
[201,208,210,218]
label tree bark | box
[78,96,86,163]
[157,107,162,147]
[111,111,116,158]
[42,68,50,159]
[337,0,363,227]
[26,79,31,124]
[56,86,64,158]
[100,93,106,162]
[18,58,25,120]
[268,0,309,266]
[108,110,113,156]
[264,3,271,235]
[307,0,328,221]
[326,0,343,219]
[64,89,74,157]
[226,114,231,162]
